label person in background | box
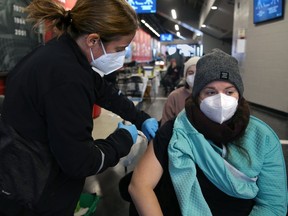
[0,0,158,215]
[161,56,200,126]
[161,58,182,95]
[129,49,287,216]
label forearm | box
[94,80,150,129]
[129,184,163,216]
[248,138,287,216]
[95,129,133,172]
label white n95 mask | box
[90,41,126,75]
[186,74,195,88]
[200,93,238,124]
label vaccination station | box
[0,0,287,215]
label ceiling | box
[138,0,235,43]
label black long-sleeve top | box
[1,33,150,215]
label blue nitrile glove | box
[141,118,158,141]
[118,122,138,144]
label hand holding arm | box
[141,118,158,141]
[117,122,138,144]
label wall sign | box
[127,0,156,14]
[253,0,284,24]
[0,0,41,73]
[160,34,174,42]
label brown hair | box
[25,0,139,41]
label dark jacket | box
[0,33,150,215]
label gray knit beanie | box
[192,48,244,98]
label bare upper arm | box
[130,140,163,189]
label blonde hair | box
[26,0,139,41]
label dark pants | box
[161,75,179,95]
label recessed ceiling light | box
[201,24,206,28]
[211,6,217,10]
[171,9,177,19]
[175,24,179,31]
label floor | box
[87,86,288,216]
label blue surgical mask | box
[90,40,126,75]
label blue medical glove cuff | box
[118,122,138,144]
[141,118,158,141]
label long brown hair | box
[25,0,139,41]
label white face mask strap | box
[99,40,107,55]
[90,40,107,62]
[90,48,95,61]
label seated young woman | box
[128,49,288,216]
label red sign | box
[131,29,152,62]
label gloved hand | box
[118,122,138,144]
[141,118,158,141]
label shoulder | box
[156,119,175,142]
[164,89,180,106]
[167,87,190,99]
[167,87,182,98]
[39,37,93,83]
[154,118,175,167]
[244,116,281,151]
[154,119,175,151]
[248,116,279,139]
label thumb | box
[148,128,156,138]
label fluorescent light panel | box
[141,19,160,37]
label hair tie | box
[64,10,72,24]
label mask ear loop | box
[90,39,106,61]
[90,48,96,61]
[99,40,107,55]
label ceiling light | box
[175,24,179,31]
[140,19,160,37]
[176,32,181,37]
[171,9,177,19]
[211,6,217,10]
[201,24,206,28]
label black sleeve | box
[153,118,175,169]
[44,82,133,178]
[93,73,150,129]
[94,128,133,173]
[166,66,172,75]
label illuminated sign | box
[254,0,284,24]
[127,0,156,14]
[160,34,173,42]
